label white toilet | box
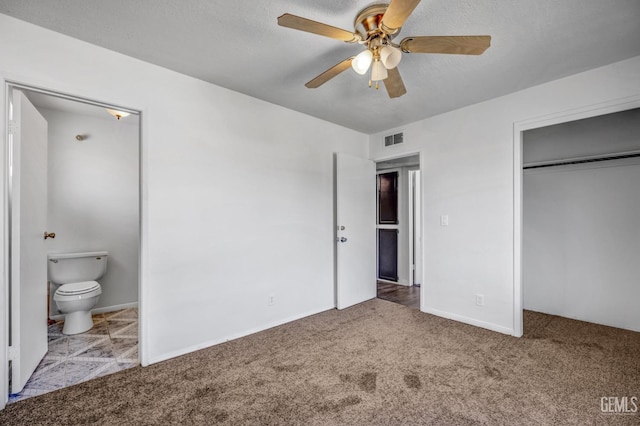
[48,251,108,335]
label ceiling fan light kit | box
[105,108,130,120]
[352,49,373,75]
[380,45,402,69]
[277,0,491,98]
[370,60,388,89]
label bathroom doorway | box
[5,84,141,402]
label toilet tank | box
[48,251,109,285]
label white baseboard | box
[49,301,139,321]
[148,305,335,365]
[421,306,514,336]
[92,302,138,315]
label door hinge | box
[8,120,19,135]
[8,345,18,361]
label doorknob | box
[44,232,56,240]
[338,237,348,243]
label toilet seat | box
[54,281,102,301]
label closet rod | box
[523,152,640,170]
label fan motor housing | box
[354,4,400,42]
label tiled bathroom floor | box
[8,308,138,403]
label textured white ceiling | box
[1,0,639,134]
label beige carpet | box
[1,299,638,425]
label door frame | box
[512,94,640,337]
[373,151,423,307]
[0,79,147,407]
[408,169,421,286]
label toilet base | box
[61,310,94,335]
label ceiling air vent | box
[384,132,404,147]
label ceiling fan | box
[277,0,491,98]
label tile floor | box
[8,308,138,403]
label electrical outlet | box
[268,294,276,306]
[440,215,449,227]
[475,294,484,306]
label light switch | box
[440,215,449,227]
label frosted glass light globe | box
[351,49,373,75]
[380,45,402,69]
[370,59,388,81]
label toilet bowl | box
[48,251,108,335]
[53,281,102,335]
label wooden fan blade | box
[383,67,407,98]
[278,13,360,42]
[381,0,421,31]
[401,36,491,55]
[305,57,354,88]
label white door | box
[9,90,49,394]
[335,153,376,309]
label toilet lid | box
[56,281,101,296]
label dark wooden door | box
[378,229,398,281]
[377,172,398,224]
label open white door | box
[335,153,376,309]
[9,90,49,394]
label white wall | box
[40,107,139,315]
[523,158,640,331]
[0,12,368,387]
[523,108,640,164]
[369,56,640,335]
